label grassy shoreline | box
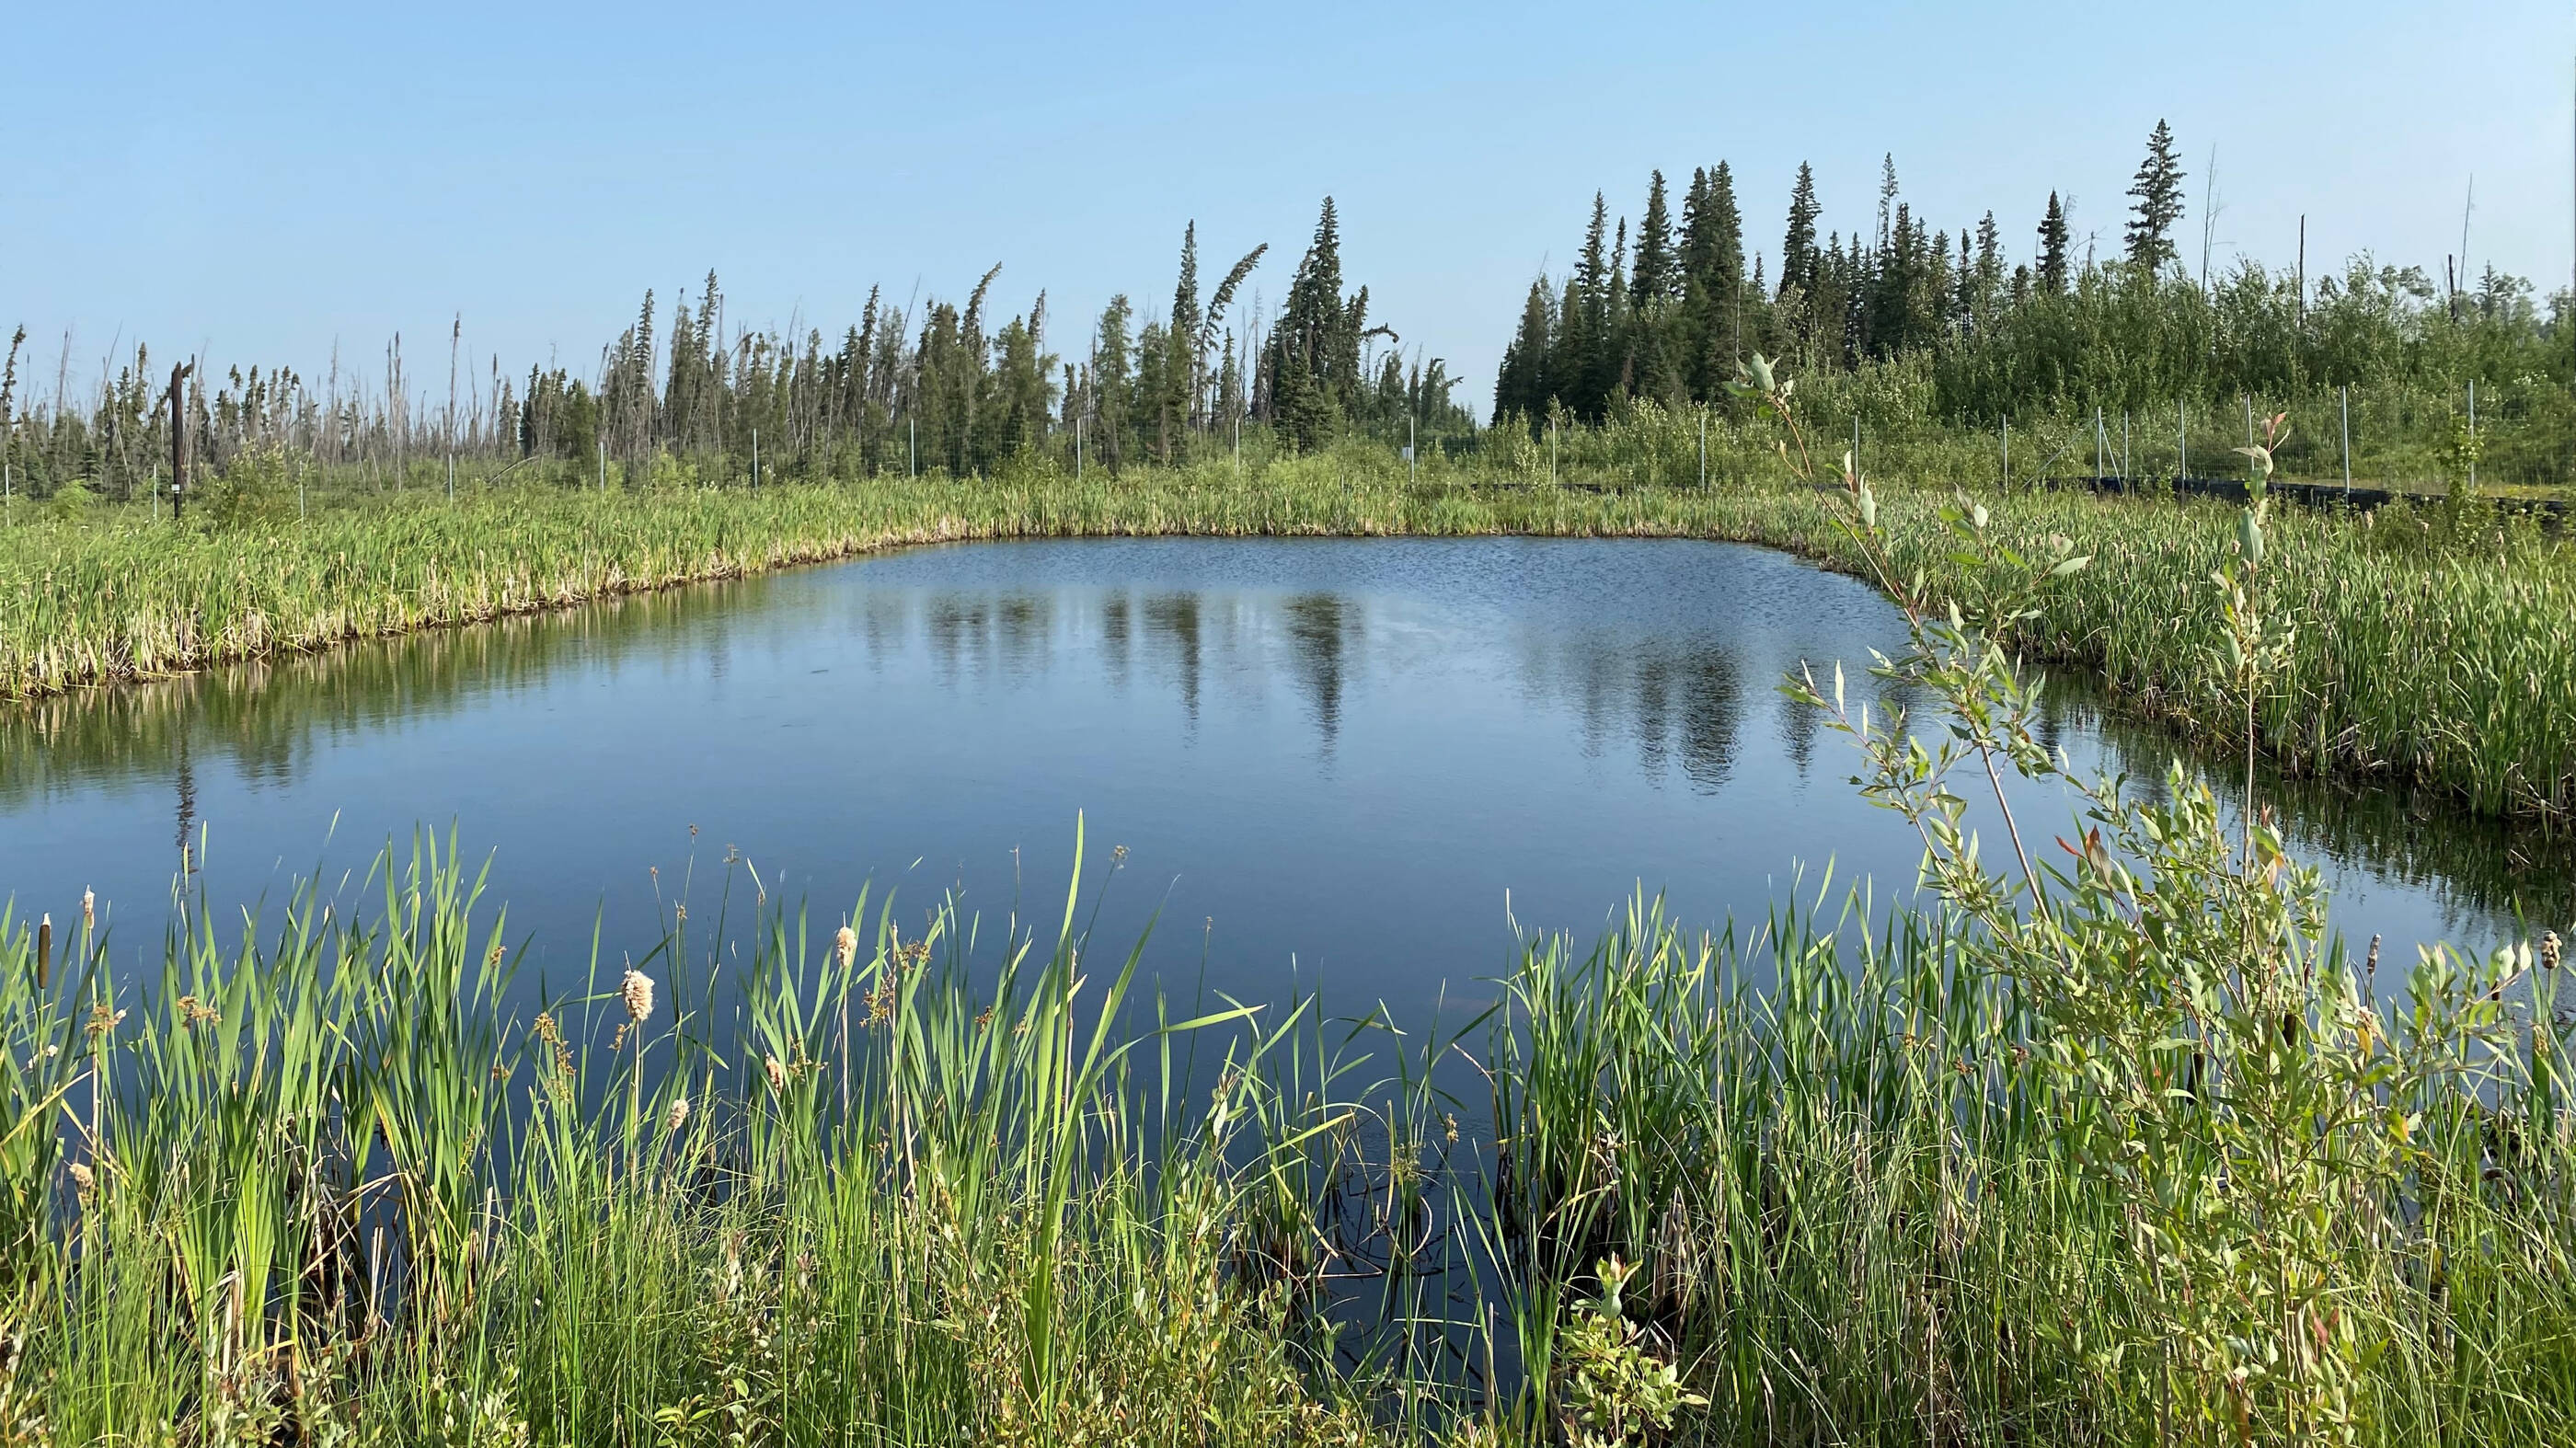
[7,454,2573,825]
[3,838,2566,1445]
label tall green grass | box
[5,841,2567,1443]
[0,829,1416,1445]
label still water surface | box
[0,537,2560,1022]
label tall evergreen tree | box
[1575,194,1613,308]
[1164,223,1201,460]
[1265,197,1359,451]
[1604,217,1633,404]
[1780,163,1822,299]
[2037,191,2073,293]
[1194,242,1266,431]
[1875,154,1900,252]
[1971,211,2005,319]
[2123,121,2188,271]
[1678,162,1748,393]
[1494,278,1554,421]
[1631,171,1676,305]
[1090,295,1132,470]
[1559,193,1615,418]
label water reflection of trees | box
[0,587,743,808]
[1283,594,1350,744]
[1513,629,1744,791]
[6,570,2554,936]
[1141,595,1202,722]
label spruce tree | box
[1875,154,1899,252]
[1266,197,1351,452]
[1547,276,1581,417]
[1679,162,1749,393]
[1604,217,1634,406]
[1972,211,2005,319]
[1629,178,1685,402]
[1678,168,1713,282]
[1494,278,1554,422]
[1706,163,1745,300]
[1564,194,1614,417]
[1196,243,1266,431]
[2037,191,2072,293]
[1091,295,1132,470]
[1576,194,1612,311]
[1955,229,1976,328]
[1632,170,1676,305]
[2123,121,2187,271]
[1337,287,1372,422]
[1166,223,1201,460]
[1780,164,1821,299]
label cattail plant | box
[621,967,654,1025]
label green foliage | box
[1500,141,2568,494]
[202,442,297,528]
[41,481,89,524]
[1551,1257,1703,1446]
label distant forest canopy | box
[9,125,2575,505]
[0,197,1478,500]
[1493,119,2572,431]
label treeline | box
[1496,121,2572,454]
[0,199,1477,502]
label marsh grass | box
[2,833,2567,1444]
[0,826,1428,1445]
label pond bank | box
[6,460,2573,824]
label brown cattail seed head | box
[665,1097,690,1132]
[81,889,93,931]
[36,915,51,992]
[834,925,857,970]
[621,969,655,1025]
[765,1055,788,1094]
[2545,931,2562,971]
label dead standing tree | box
[167,360,195,519]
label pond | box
[0,536,2562,1026]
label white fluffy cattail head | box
[621,968,655,1025]
[665,1096,690,1132]
[81,889,94,931]
[834,925,857,970]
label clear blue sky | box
[7,1,2568,415]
